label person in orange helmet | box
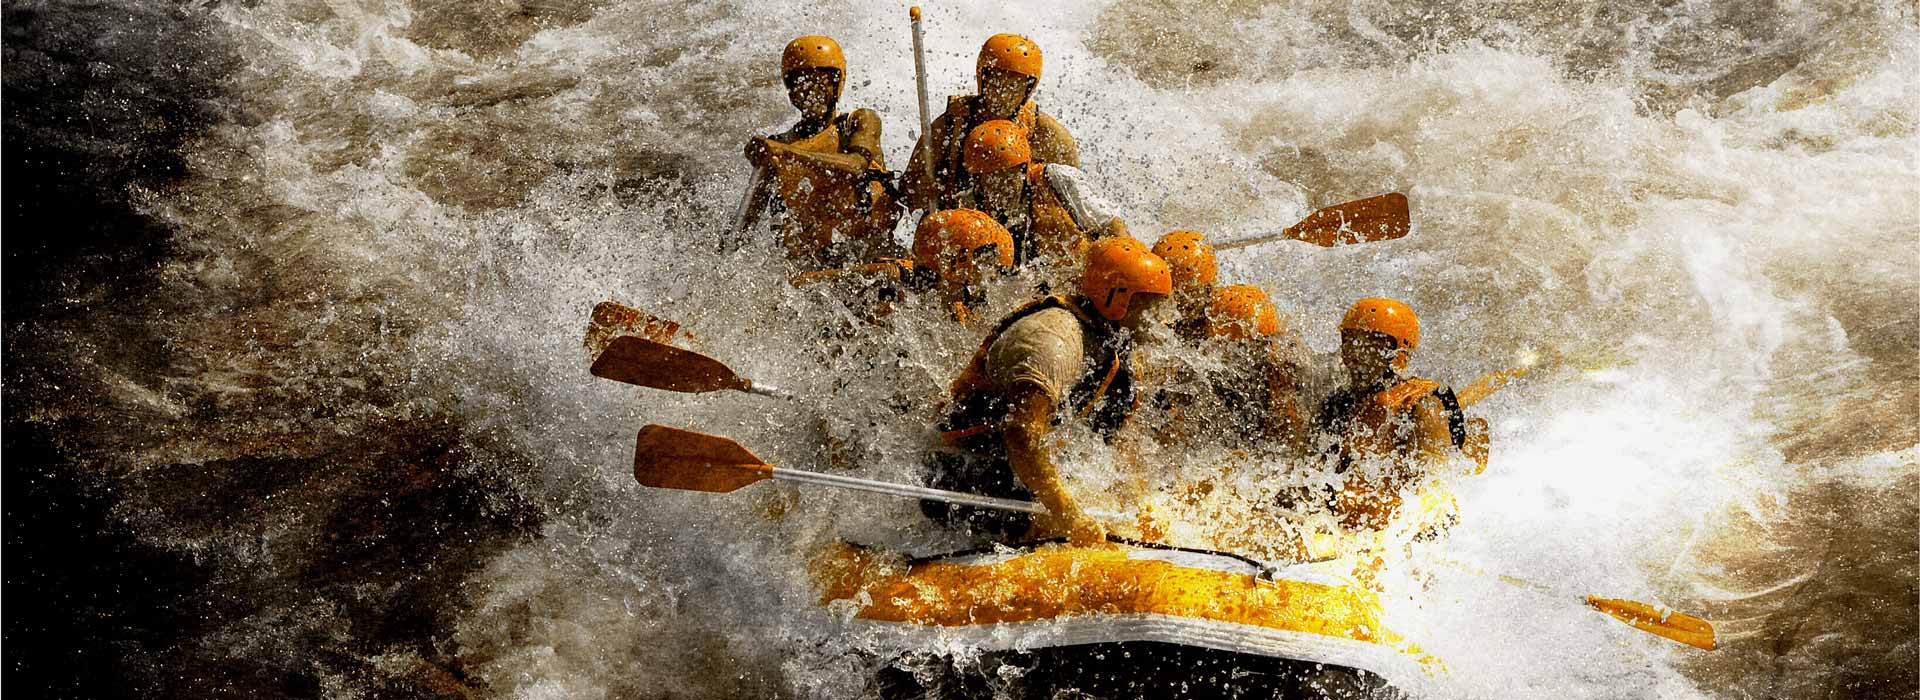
[1150,230,1220,340]
[908,208,1017,324]
[738,36,901,270]
[1137,231,1307,452]
[962,120,1125,268]
[1144,283,1309,456]
[1202,285,1310,454]
[788,208,1015,325]
[1314,298,1489,532]
[902,33,1079,214]
[923,237,1173,545]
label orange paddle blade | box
[585,301,685,357]
[1284,192,1411,247]
[633,425,773,493]
[1586,596,1717,651]
[591,336,751,393]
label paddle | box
[1585,596,1717,651]
[1215,193,1411,250]
[633,425,1049,513]
[591,337,794,401]
[585,301,690,359]
[1438,559,1716,651]
[1449,364,1714,651]
[1511,574,1716,651]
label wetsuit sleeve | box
[844,108,886,169]
[1409,394,1457,464]
[1043,165,1122,234]
[985,308,1086,404]
[1031,112,1079,167]
[1261,343,1309,458]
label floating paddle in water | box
[1583,595,1717,651]
[631,425,1049,513]
[1216,193,1412,250]
[1440,559,1717,651]
[591,338,793,401]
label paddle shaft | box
[909,7,934,185]
[742,383,795,401]
[772,466,1045,514]
[764,462,1131,521]
[732,165,770,237]
[1213,234,1284,251]
[1215,224,1367,251]
[1436,557,1593,601]
[1457,366,1526,409]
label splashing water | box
[8,0,1916,698]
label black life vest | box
[1314,378,1468,474]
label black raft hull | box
[874,641,1407,700]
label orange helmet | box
[1080,237,1173,321]
[782,36,847,94]
[1206,285,1281,340]
[1340,297,1419,351]
[1150,230,1218,295]
[963,120,1031,174]
[913,209,1015,281]
[977,33,1042,85]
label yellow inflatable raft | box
[813,539,1440,699]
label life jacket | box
[1314,377,1472,531]
[1012,164,1089,267]
[934,95,1040,210]
[922,295,1139,539]
[942,295,1137,445]
[765,113,898,269]
[775,115,849,155]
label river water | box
[8,0,1915,698]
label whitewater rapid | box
[25,0,1915,697]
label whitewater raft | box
[813,539,1440,698]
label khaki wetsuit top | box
[943,296,1136,447]
[985,306,1095,404]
